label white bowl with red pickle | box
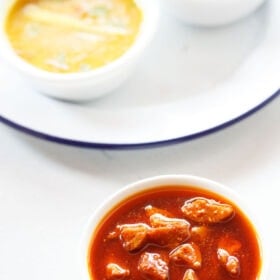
[81,175,267,280]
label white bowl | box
[162,0,266,26]
[81,175,268,280]
[0,0,159,101]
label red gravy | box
[88,186,261,280]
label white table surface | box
[0,95,279,279]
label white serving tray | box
[0,1,279,148]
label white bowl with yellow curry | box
[0,0,158,101]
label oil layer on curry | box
[5,0,142,73]
[88,186,261,280]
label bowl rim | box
[161,0,266,27]
[80,174,269,280]
[0,0,159,81]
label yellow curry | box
[5,0,142,73]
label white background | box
[0,96,279,279]
[0,0,279,278]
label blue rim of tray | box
[0,89,279,150]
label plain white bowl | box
[0,0,159,101]
[161,0,267,26]
[81,174,268,280]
